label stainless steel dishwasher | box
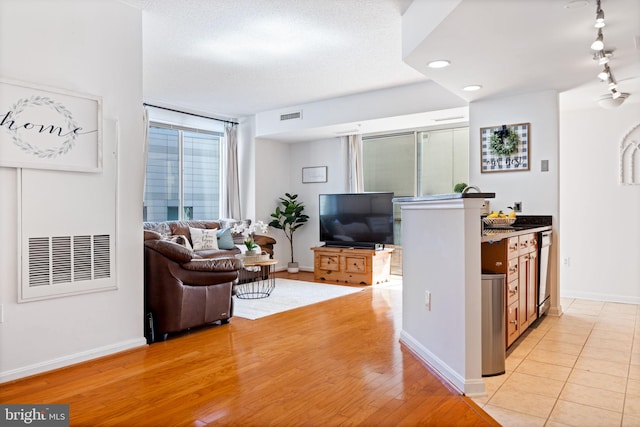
[538,230,552,317]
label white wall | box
[469,90,561,314]
[238,115,256,220]
[0,0,145,381]
[255,137,348,271]
[254,137,291,268]
[289,138,349,270]
[469,91,559,216]
[559,103,640,303]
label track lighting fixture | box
[589,0,629,108]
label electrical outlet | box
[425,291,431,311]
[513,201,522,212]
[563,257,571,266]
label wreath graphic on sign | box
[489,125,520,156]
[8,95,78,159]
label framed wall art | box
[302,166,327,183]
[480,122,530,173]
[0,78,103,172]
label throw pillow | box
[163,234,193,251]
[189,227,219,251]
[216,228,235,250]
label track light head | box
[592,50,611,65]
[597,64,610,81]
[591,29,604,50]
[595,9,605,28]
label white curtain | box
[142,107,150,205]
[348,134,364,193]
[223,123,241,219]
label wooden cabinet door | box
[344,255,366,273]
[527,251,538,324]
[518,255,529,331]
[507,301,519,347]
[318,254,340,271]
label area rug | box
[232,278,364,320]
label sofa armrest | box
[253,234,276,246]
[144,230,163,241]
[182,257,243,272]
[144,239,193,264]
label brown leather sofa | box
[143,220,276,342]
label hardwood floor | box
[0,272,498,426]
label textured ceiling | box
[131,0,640,120]
[137,0,423,118]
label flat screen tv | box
[319,192,394,249]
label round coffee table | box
[235,259,278,299]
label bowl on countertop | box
[483,217,516,227]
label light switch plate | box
[541,160,549,172]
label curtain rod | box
[143,103,239,126]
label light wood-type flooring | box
[0,271,498,426]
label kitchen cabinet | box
[518,233,538,331]
[482,232,538,348]
[312,246,393,285]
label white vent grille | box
[93,234,111,279]
[27,234,111,287]
[52,236,72,284]
[280,111,302,121]
[28,237,50,287]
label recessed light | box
[427,60,451,69]
[463,85,482,91]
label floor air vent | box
[280,111,302,121]
[27,234,111,287]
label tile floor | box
[473,298,640,426]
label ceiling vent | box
[280,111,302,121]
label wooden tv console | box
[312,246,394,285]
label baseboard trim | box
[561,290,640,305]
[399,331,486,397]
[0,337,147,384]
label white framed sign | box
[302,166,327,183]
[0,78,102,172]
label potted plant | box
[453,182,468,193]
[269,193,309,273]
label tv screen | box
[319,192,394,249]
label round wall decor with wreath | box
[489,127,520,156]
[8,95,79,159]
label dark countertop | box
[393,192,495,203]
[481,215,552,243]
[482,225,552,243]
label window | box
[363,127,469,196]
[362,126,469,244]
[143,123,223,222]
